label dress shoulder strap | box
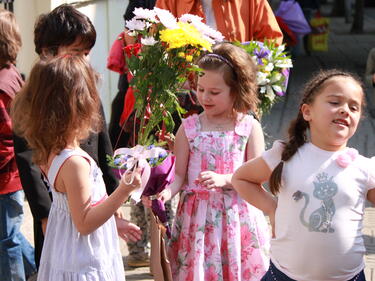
[47,149,91,188]
[182,114,200,141]
[234,113,254,137]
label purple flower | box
[254,47,270,59]
[282,68,290,87]
[114,158,122,166]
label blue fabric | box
[261,261,366,281]
[0,190,36,281]
[261,261,296,281]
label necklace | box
[203,114,235,130]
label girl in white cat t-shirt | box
[232,69,375,281]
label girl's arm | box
[232,157,276,216]
[142,125,189,207]
[160,125,189,201]
[367,189,375,205]
[246,119,265,160]
[61,156,140,235]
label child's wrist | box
[118,179,136,196]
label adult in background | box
[155,0,283,45]
[0,8,37,280]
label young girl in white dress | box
[233,69,375,281]
[11,56,142,281]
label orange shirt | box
[156,0,283,45]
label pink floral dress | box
[169,113,270,281]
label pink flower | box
[186,270,194,281]
[222,264,229,280]
[206,265,219,281]
[241,225,253,242]
[336,148,358,168]
[243,268,252,280]
[185,197,195,216]
[221,239,228,256]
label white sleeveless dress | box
[37,148,125,281]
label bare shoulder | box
[60,155,90,176]
[248,117,264,141]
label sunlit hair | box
[269,69,365,195]
[11,56,102,165]
[197,42,259,118]
[34,4,96,56]
[0,8,22,67]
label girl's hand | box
[115,217,142,242]
[41,218,48,235]
[141,188,172,208]
[114,207,125,219]
[120,168,142,194]
[195,171,228,189]
[156,131,175,152]
[158,188,172,202]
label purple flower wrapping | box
[142,154,175,238]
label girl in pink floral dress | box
[156,42,271,280]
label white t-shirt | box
[262,141,375,281]
[201,0,217,29]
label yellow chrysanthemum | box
[160,22,212,52]
[185,55,193,62]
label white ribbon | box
[114,145,167,203]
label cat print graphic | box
[293,172,338,233]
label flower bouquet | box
[107,8,222,234]
[236,40,293,116]
[122,7,223,145]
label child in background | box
[11,56,142,281]
[233,69,374,281]
[145,42,270,280]
[12,4,134,268]
[0,8,37,281]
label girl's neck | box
[201,112,236,131]
[66,138,80,150]
[310,137,348,152]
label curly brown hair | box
[11,56,102,165]
[0,8,22,67]
[197,42,259,118]
[269,69,365,195]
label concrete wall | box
[1,0,128,121]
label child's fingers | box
[205,181,216,189]
[199,177,214,187]
[159,189,171,202]
[124,227,142,242]
[118,233,129,242]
